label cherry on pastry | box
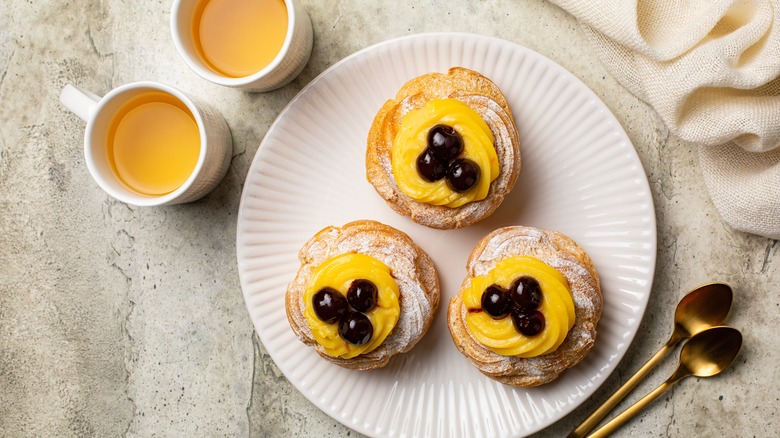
[446,158,480,192]
[481,285,512,318]
[511,276,543,310]
[416,149,447,182]
[347,279,378,312]
[339,311,374,345]
[312,287,348,324]
[511,309,545,337]
[427,124,464,161]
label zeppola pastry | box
[447,226,602,386]
[286,220,440,370]
[366,67,521,229]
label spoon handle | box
[586,378,677,438]
[568,338,677,438]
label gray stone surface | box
[0,0,777,437]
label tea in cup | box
[171,0,313,91]
[59,82,233,206]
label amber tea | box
[106,91,201,196]
[192,0,288,78]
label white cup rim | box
[84,81,208,207]
[170,0,297,87]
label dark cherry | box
[511,276,543,310]
[446,158,480,192]
[511,309,545,336]
[338,311,374,345]
[427,124,464,161]
[481,285,512,319]
[347,279,378,312]
[312,287,348,324]
[416,149,447,182]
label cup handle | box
[59,84,101,122]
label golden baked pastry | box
[366,67,521,229]
[286,220,440,370]
[447,226,602,386]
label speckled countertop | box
[1,1,777,436]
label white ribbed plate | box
[237,33,656,437]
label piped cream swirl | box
[463,256,575,357]
[391,98,499,208]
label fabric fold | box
[550,0,780,238]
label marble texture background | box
[1,0,777,436]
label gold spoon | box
[568,282,733,438]
[587,326,742,437]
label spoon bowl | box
[680,325,742,378]
[674,282,733,341]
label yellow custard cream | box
[304,253,401,358]
[391,99,498,208]
[463,257,575,357]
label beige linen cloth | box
[549,0,780,239]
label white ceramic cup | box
[171,0,314,92]
[59,81,233,206]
